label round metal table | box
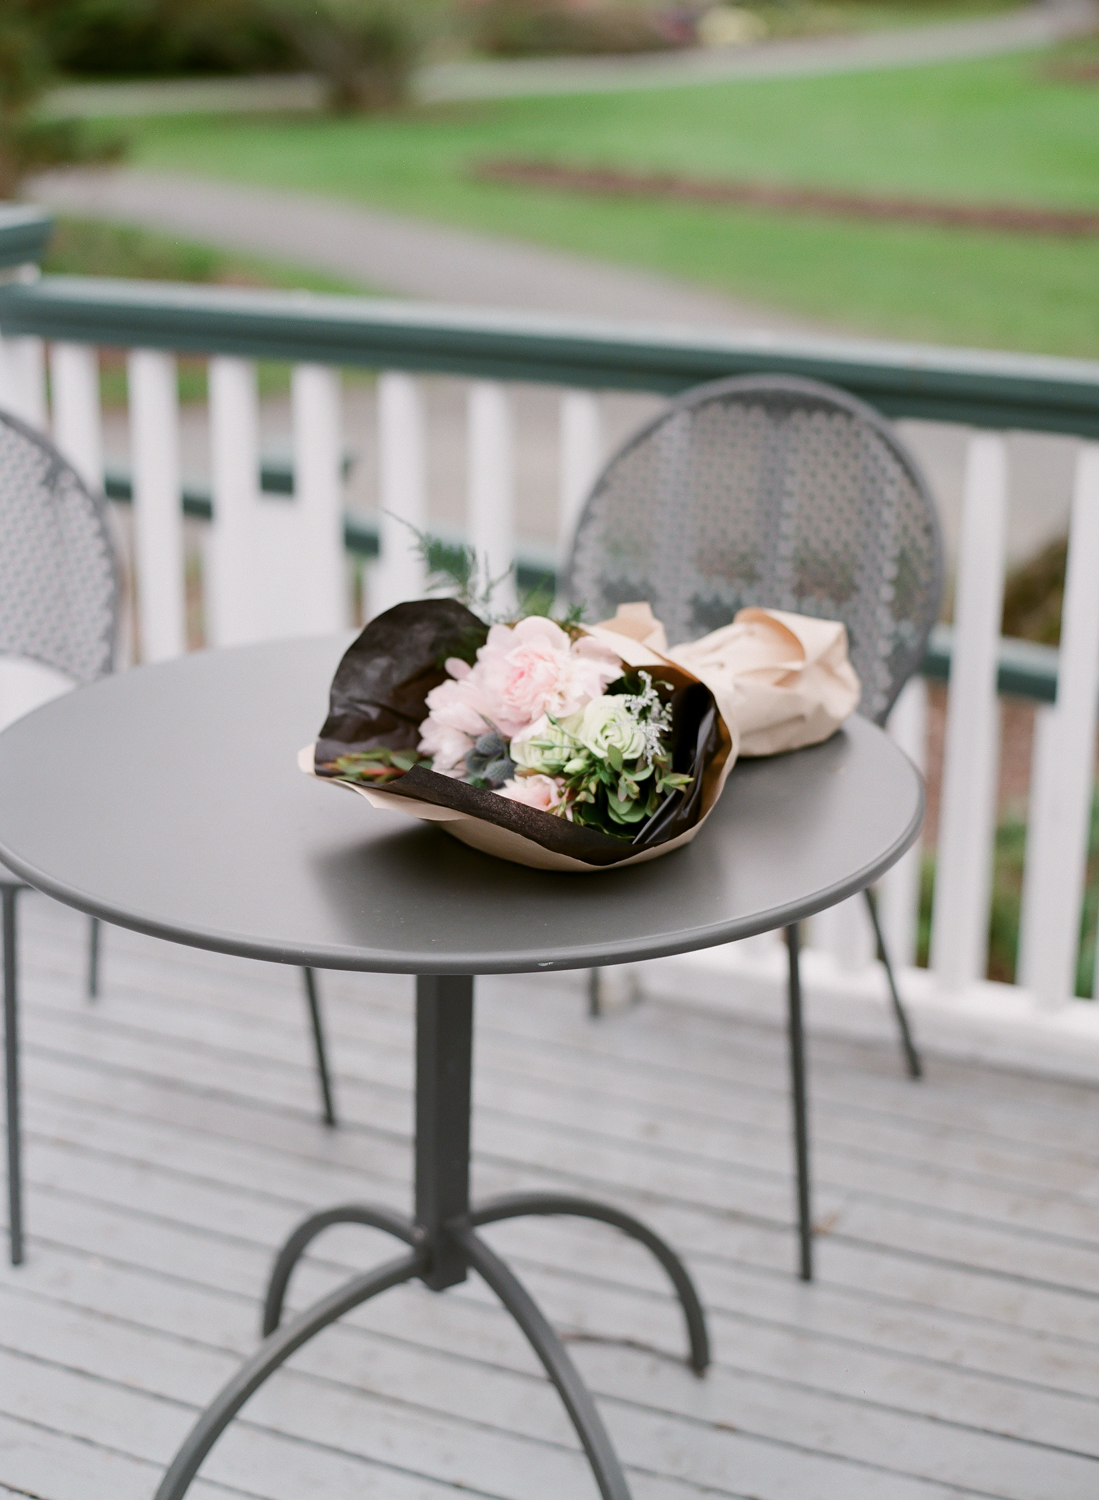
[0,634,923,1500]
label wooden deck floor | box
[3,893,1099,1500]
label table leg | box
[155,973,707,1500]
[415,973,473,1290]
[153,1252,424,1500]
[470,1192,708,1374]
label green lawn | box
[98,43,1099,356]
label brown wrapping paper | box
[301,602,859,874]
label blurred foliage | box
[1001,536,1066,646]
[24,0,293,77]
[0,1,122,193]
[918,798,1099,994]
[21,0,441,112]
[260,0,437,110]
[462,0,683,56]
[460,0,1017,57]
[42,214,362,290]
[43,215,226,279]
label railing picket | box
[291,363,347,634]
[128,350,185,662]
[929,434,1007,991]
[878,676,928,969]
[559,390,602,562]
[208,356,261,649]
[811,896,875,973]
[375,372,428,616]
[468,381,516,611]
[0,336,47,429]
[1017,445,1099,1005]
[50,343,103,489]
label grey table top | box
[0,634,923,975]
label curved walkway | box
[420,0,1098,100]
[41,0,1098,119]
[29,166,809,331]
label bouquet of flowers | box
[303,580,860,872]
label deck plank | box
[3,895,1099,1498]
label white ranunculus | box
[511,712,581,774]
[577,696,646,762]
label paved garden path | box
[418,0,1097,100]
[30,166,806,330]
[42,0,1097,118]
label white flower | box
[510,712,582,774]
[576,696,646,762]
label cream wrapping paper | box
[301,603,860,873]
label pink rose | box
[478,618,621,739]
[417,621,623,775]
[417,717,473,776]
[497,773,566,813]
[418,672,493,774]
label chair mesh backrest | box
[564,375,943,724]
[0,409,118,685]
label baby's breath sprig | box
[618,671,675,769]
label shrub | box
[23,0,436,114]
[0,3,120,195]
[261,0,431,110]
[24,0,295,78]
[1001,536,1066,646]
[463,0,685,58]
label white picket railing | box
[2,326,1098,1064]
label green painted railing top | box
[0,207,53,273]
[3,271,1099,438]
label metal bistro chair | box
[0,408,338,1267]
[564,374,943,1281]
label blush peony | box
[418,619,622,774]
[477,617,621,740]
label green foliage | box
[463,0,676,58]
[260,0,436,110]
[44,216,223,280]
[1001,536,1067,646]
[330,746,431,781]
[917,794,1099,996]
[23,0,435,111]
[42,214,364,293]
[0,1,124,193]
[25,0,293,78]
[395,518,511,615]
[526,671,694,838]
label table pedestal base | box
[153,977,709,1500]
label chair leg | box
[587,969,602,1019]
[863,888,922,1080]
[785,924,812,1282]
[302,969,337,1128]
[86,916,101,1001]
[4,887,24,1266]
